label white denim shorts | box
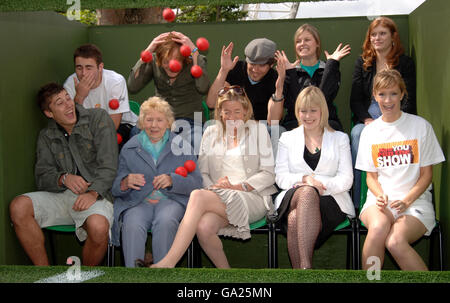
[360,190,436,236]
[24,189,113,241]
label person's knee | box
[385,233,407,255]
[85,214,109,243]
[196,217,216,240]
[9,195,34,224]
[153,212,180,233]
[187,189,208,210]
[367,220,391,241]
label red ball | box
[190,65,203,78]
[140,50,153,63]
[117,133,123,145]
[175,166,188,177]
[180,45,191,57]
[196,37,209,51]
[162,8,176,22]
[184,160,196,173]
[109,99,119,110]
[169,59,182,73]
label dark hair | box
[73,44,103,66]
[37,83,65,112]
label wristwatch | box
[272,93,284,102]
[241,182,249,192]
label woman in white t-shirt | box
[356,69,445,270]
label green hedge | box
[0,0,317,12]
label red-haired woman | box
[350,17,416,209]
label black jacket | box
[283,59,342,129]
[350,54,416,124]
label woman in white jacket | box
[275,86,354,269]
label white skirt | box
[360,189,436,236]
[208,187,267,240]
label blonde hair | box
[214,88,254,133]
[295,86,332,131]
[294,24,321,60]
[138,96,175,130]
[372,69,407,97]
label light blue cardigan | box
[111,132,203,246]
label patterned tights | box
[287,186,322,269]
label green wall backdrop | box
[0,11,87,265]
[409,0,450,266]
[0,4,447,269]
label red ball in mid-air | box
[180,45,191,57]
[184,160,196,173]
[162,8,176,22]
[109,99,119,110]
[190,65,203,78]
[169,59,182,73]
[175,166,188,177]
[140,50,153,63]
[117,133,123,145]
[196,37,209,51]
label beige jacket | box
[198,121,277,209]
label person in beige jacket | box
[152,85,277,268]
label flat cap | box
[244,38,277,65]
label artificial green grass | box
[1,266,449,283]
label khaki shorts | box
[24,189,113,241]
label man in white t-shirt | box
[64,44,139,147]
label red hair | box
[361,17,404,70]
[155,33,192,67]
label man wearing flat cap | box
[206,38,278,123]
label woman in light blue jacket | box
[111,97,202,267]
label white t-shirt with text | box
[356,112,445,203]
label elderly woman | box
[274,86,355,269]
[151,85,277,268]
[111,97,203,268]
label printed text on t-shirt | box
[371,140,419,168]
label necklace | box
[305,132,323,154]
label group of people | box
[9,16,444,272]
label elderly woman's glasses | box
[218,85,245,96]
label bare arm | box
[206,42,239,108]
[110,113,122,130]
[391,166,433,213]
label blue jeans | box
[350,123,365,210]
[121,199,185,267]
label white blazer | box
[274,125,355,218]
